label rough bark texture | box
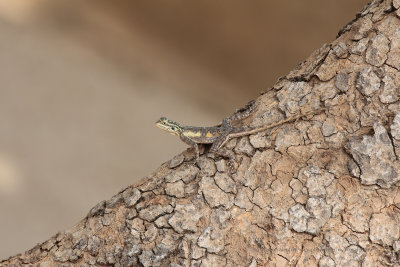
[2,0,400,266]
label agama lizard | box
[156,103,326,162]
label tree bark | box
[2,0,400,266]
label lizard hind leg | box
[209,136,237,174]
[212,148,237,174]
[222,100,256,128]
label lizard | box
[155,103,326,163]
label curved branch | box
[2,0,400,266]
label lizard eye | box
[171,127,175,131]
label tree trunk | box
[2,0,400,266]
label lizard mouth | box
[155,122,169,131]
[155,122,178,135]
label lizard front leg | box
[179,134,200,161]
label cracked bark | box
[2,0,400,266]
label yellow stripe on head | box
[155,117,182,135]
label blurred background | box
[0,0,368,259]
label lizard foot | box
[227,159,237,174]
[208,148,237,174]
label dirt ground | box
[0,0,368,259]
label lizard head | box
[155,117,183,136]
